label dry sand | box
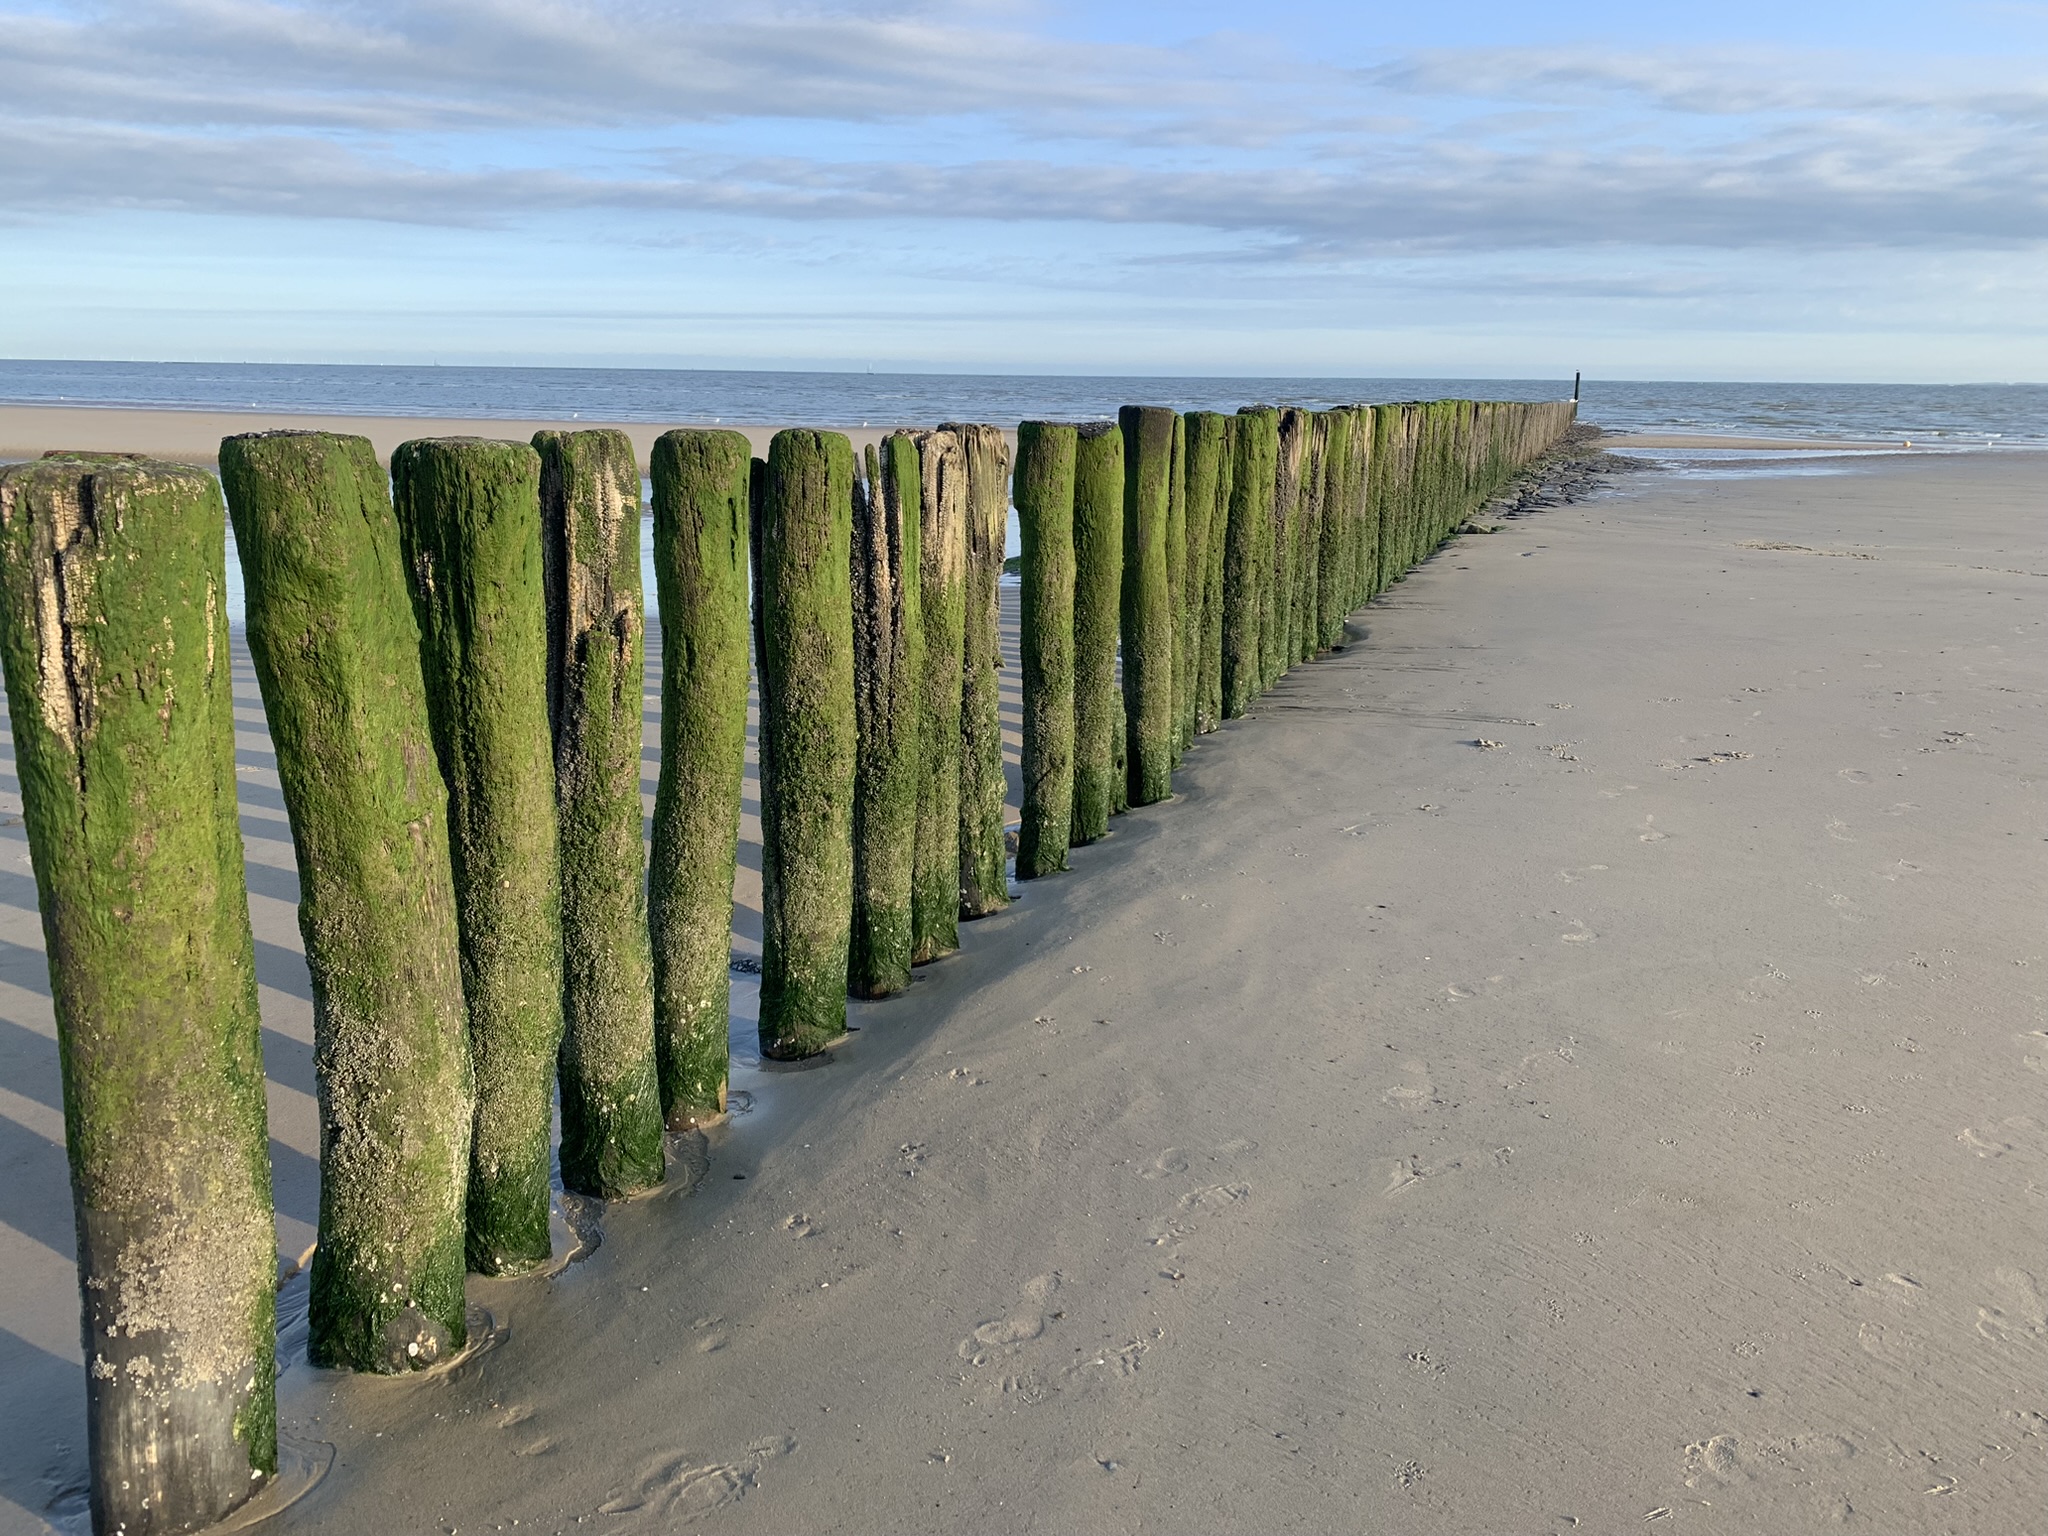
[4,447,2047,1533]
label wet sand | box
[5,448,2047,1532]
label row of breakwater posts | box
[0,395,1575,1535]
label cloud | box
[2,1,2045,260]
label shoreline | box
[0,402,1998,469]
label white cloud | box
[1,1,2043,262]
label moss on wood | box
[910,430,965,962]
[536,429,665,1198]
[2,453,279,1528]
[1223,409,1276,717]
[952,423,1011,918]
[1014,421,1077,879]
[754,430,856,1057]
[1118,406,1176,807]
[849,434,923,997]
[648,430,751,1121]
[1183,412,1231,735]
[1070,422,1125,841]
[221,432,471,1372]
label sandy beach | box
[3,444,2045,1533]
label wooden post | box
[953,423,1011,919]
[392,440,583,1238]
[535,429,665,1199]
[849,434,923,998]
[1184,412,1231,734]
[648,429,751,1122]
[911,429,965,963]
[1266,407,1307,690]
[1167,414,1192,758]
[2,454,279,1528]
[1015,421,1077,879]
[1315,410,1353,651]
[1070,422,1125,842]
[1118,405,1176,806]
[754,430,857,1057]
[222,432,473,1368]
[1224,408,1276,717]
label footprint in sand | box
[1681,1435,1745,1489]
[1384,1154,1467,1196]
[598,1438,796,1523]
[959,1274,1062,1366]
[1176,1183,1251,1213]
[1384,1061,1440,1109]
[1639,817,1667,843]
[1959,1119,2038,1159]
[1977,1268,2048,1347]
[1140,1149,1191,1181]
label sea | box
[1,359,2043,449]
[5,359,2039,622]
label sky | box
[2,0,2045,379]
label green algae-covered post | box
[393,439,576,1233]
[1266,408,1306,690]
[2,455,278,1531]
[222,434,472,1366]
[1184,412,1231,734]
[953,423,1012,919]
[1315,410,1353,651]
[911,429,966,962]
[1118,405,1176,806]
[754,430,857,1056]
[1293,414,1327,665]
[536,429,666,1199]
[1015,421,1077,880]
[849,434,923,998]
[648,429,751,1121]
[1166,413,1192,759]
[1070,421,1125,842]
[1224,408,1277,717]
[1348,406,1377,609]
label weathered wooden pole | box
[1167,414,1192,758]
[1349,406,1378,609]
[953,423,1011,919]
[911,429,965,963]
[1315,410,1353,651]
[849,434,923,998]
[1265,407,1306,690]
[1070,421,1125,842]
[754,430,857,1056]
[535,429,665,1199]
[222,433,473,1363]
[1184,412,1231,734]
[393,440,578,1242]
[1223,408,1276,717]
[1015,421,1077,879]
[1119,405,1176,806]
[2,454,278,1530]
[1293,413,1327,664]
[648,429,751,1122]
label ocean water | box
[12,359,2038,623]
[2,359,2042,447]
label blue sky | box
[3,0,2045,379]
